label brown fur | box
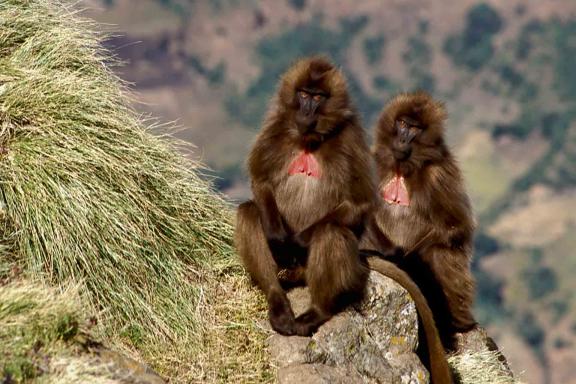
[361,91,477,350]
[237,78,455,382]
[235,57,375,336]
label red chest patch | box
[382,174,410,206]
[288,151,321,178]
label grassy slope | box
[0,1,270,382]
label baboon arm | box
[235,201,296,335]
[252,182,289,242]
[419,245,476,331]
[425,166,474,243]
[367,257,453,384]
[414,225,471,256]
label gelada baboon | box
[361,91,477,351]
[235,62,453,383]
[235,56,374,337]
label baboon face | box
[294,87,328,133]
[277,57,353,149]
[391,115,423,161]
[290,58,334,137]
[376,92,447,171]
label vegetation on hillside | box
[1,0,230,341]
[444,3,504,70]
[0,282,88,382]
[0,1,270,382]
[0,281,144,383]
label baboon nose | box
[296,114,317,132]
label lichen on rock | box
[268,271,430,384]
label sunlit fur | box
[363,91,477,352]
[236,56,374,336]
[241,77,455,382]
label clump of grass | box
[0,281,86,382]
[449,350,525,384]
[0,281,140,384]
[141,268,273,383]
[0,0,272,383]
[0,0,271,382]
[0,0,231,337]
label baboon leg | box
[235,201,295,335]
[295,224,368,336]
[421,246,477,341]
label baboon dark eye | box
[299,91,309,99]
[313,94,323,102]
[399,120,408,129]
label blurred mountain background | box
[85,1,576,383]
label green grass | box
[0,1,271,382]
[0,0,232,339]
[0,281,86,382]
[0,280,152,384]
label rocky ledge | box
[267,271,516,384]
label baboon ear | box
[308,58,334,82]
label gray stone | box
[268,271,430,384]
[268,272,517,384]
[278,364,365,384]
[96,349,166,384]
[287,287,311,316]
[268,335,312,368]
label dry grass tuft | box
[140,268,273,383]
[449,350,525,384]
[0,281,88,381]
[0,1,271,382]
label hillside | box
[85,1,576,383]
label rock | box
[455,326,509,360]
[268,335,311,367]
[268,271,430,384]
[96,349,166,384]
[49,346,166,384]
[278,364,366,384]
[267,271,518,384]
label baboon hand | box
[268,291,296,336]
